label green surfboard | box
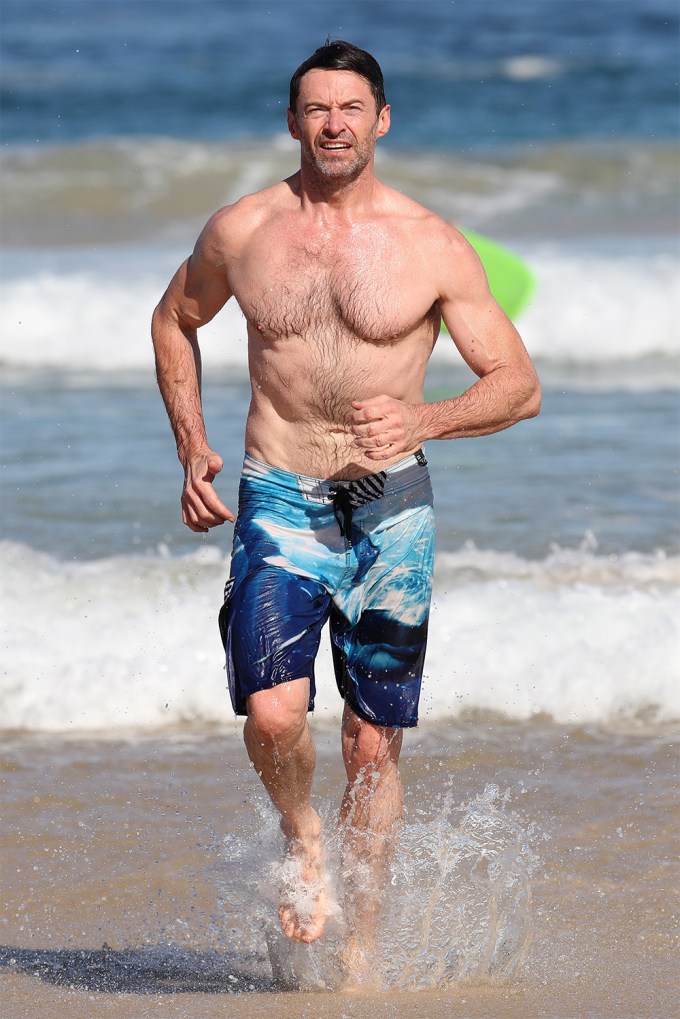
[457,229,534,321]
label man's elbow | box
[151,297,172,340]
[521,372,542,420]
[507,361,541,423]
[151,297,193,347]
[151,302,162,336]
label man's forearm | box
[415,364,541,441]
[151,306,209,464]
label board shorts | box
[219,450,435,728]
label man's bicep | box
[437,237,524,377]
[440,292,524,378]
[180,230,235,327]
[161,219,234,330]
[158,258,231,333]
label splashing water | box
[214,783,540,991]
[383,784,539,990]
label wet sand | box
[2,978,672,1019]
[1,719,677,1018]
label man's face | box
[287,69,390,180]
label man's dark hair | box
[289,40,387,115]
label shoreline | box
[1,712,678,744]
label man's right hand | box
[180,449,235,532]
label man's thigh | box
[330,498,435,728]
[225,565,332,715]
[222,464,344,715]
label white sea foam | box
[519,245,680,366]
[1,539,677,733]
[1,242,678,379]
[502,56,566,81]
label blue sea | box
[1,3,678,1012]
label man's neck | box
[295,160,379,216]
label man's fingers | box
[182,499,232,530]
[190,496,234,526]
[351,410,389,436]
[364,449,394,461]
[181,448,234,530]
[183,514,209,534]
[194,480,233,519]
[351,397,418,457]
[351,408,402,449]
[353,432,393,449]
[351,396,392,425]
[182,480,235,530]
[353,420,381,438]
[352,396,389,413]
[181,501,209,533]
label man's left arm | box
[351,226,541,459]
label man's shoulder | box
[378,183,471,252]
[199,179,296,254]
[378,183,459,234]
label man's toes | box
[278,906,297,937]
[298,917,325,943]
[279,905,304,941]
[278,903,326,943]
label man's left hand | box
[350,395,421,460]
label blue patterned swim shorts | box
[219,451,435,728]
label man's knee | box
[342,705,403,772]
[245,678,310,748]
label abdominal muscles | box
[245,321,435,478]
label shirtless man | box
[151,40,540,978]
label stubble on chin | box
[315,155,364,179]
[308,144,374,181]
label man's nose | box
[323,108,344,135]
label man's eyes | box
[305,104,364,115]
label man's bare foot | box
[277,810,328,943]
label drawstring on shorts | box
[329,471,387,543]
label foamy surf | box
[2,237,678,377]
[2,538,677,733]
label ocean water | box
[1,1,679,1013]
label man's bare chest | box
[231,236,435,343]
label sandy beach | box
[2,720,677,1018]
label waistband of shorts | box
[241,450,429,501]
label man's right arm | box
[151,215,235,532]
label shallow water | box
[1,720,677,1017]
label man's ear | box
[287,108,300,140]
[376,104,391,140]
